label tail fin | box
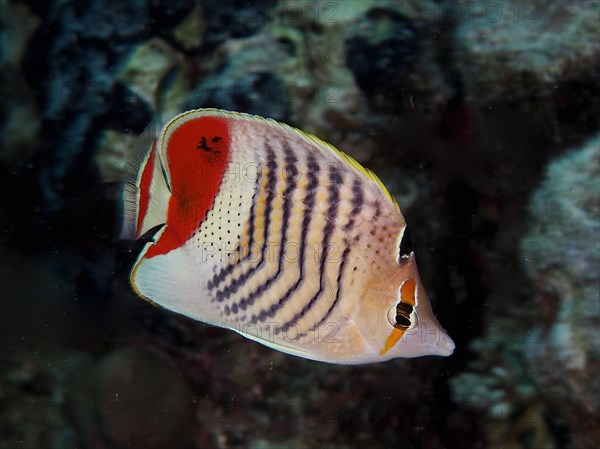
[120,122,171,240]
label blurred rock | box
[119,38,191,122]
[97,347,195,449]
[191,70,289,121]
[449,135,600,449]
[0,67,41,167]
[182,0,451,165]
[105,82,155,136]
[454,0,600,108]
[147,0,195,31]
[521,134,600,449]
[173,5,206,51]
[184,32,295,122]
[0,1,41,167]
[26,0,151,210]
[65,347,195,449]
[306,0,452,161]
[450,338,556,449]
[201,0,276,50]
[95,130,138,182]
[0,351,76,449]
[345,7,418,109]
[0,0,41,67]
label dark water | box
[1,1,599,448]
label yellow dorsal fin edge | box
[287,125,398,209]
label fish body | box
[123,108,454,364]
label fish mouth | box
[399,311,455,357]
[432,333,455,356]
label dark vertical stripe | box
[308,241,351,332]
[214,145,278,301]
[373,200,381,221]
[343,178,364,232]
[250,152,320,324]
[279,165,343,333]
[305,179,363,329]
[232,142,298,311]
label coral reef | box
[450,338,556,449]
[521,134,600,449]
[454,0,600,104]
[450,135,600,449]
[118,37,191,122]
[345,7,418,109]
[185,32,294,121]
[22,0,152,210]
[451,0,600,144]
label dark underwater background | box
[1,1,599,448]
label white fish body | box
[123,108,454,364]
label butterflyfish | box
[122,108,454,364]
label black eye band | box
[398,227,413,261]
[395,314,411,328]
[394,302,413,329]
[396,302,413,315]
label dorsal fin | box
[295,128,400,210]
[159,108,400,211]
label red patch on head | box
[146,116,231,258]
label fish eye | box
[386,301,415,330]
[394,302,413,329]
[398,226,413,262]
